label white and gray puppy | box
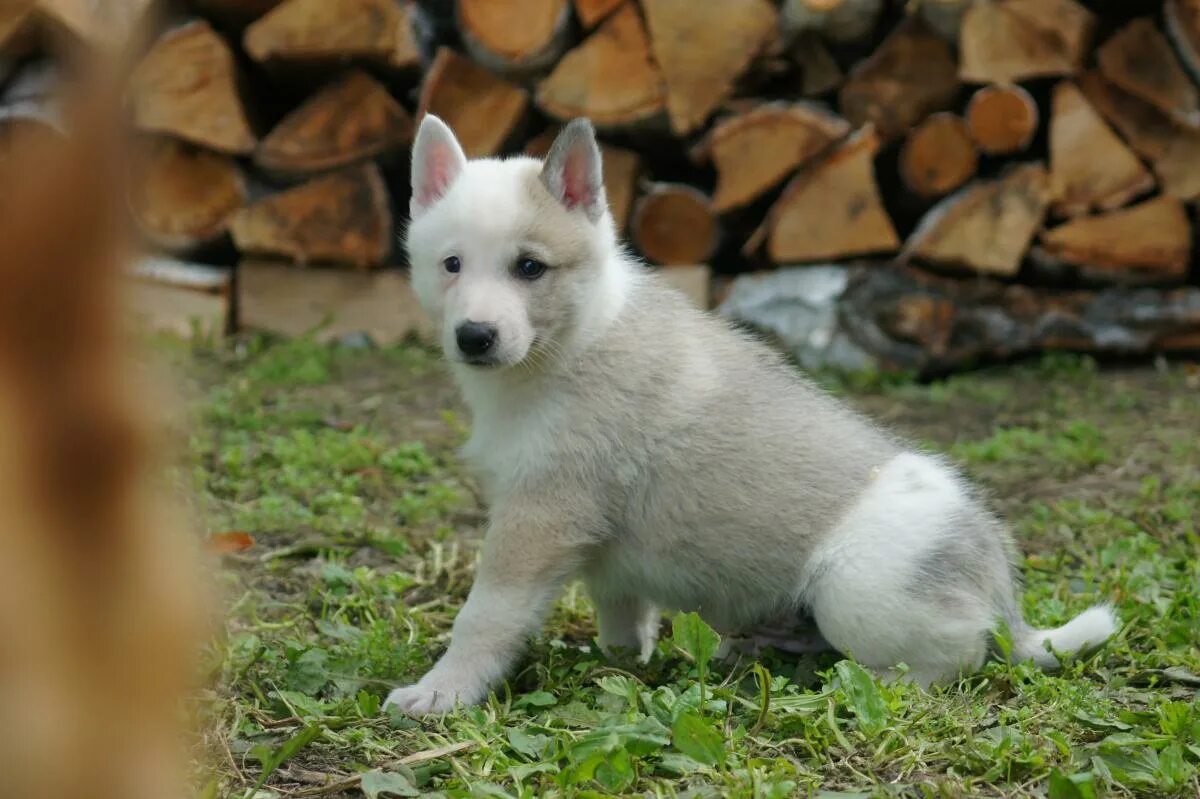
[385,115,1117,716]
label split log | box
[793,33,842,97]
[230,163,392,268]
[458,0,571,74]
[965,84,1038,155]
[1096,18,1200,129]
[525,129,640,231]
[1048,80,1154,217]
[1165,0,1200,85]
[128,20,256,155]
[909,0,972,42]
[256,70,413,175]
[902,162,1049,277]
[536,3,665,129]
[838,264,1200,374]
[838,16,959,141]
[418,47,527,158]
[959,0,1095,84]
[1038,196,1191,282]
[781,0,884,43]
[1080,71,1200,202]
[244,0,420,71]
[238,261,433,345]
[630,183,719,266]
[899,112,978,198]
[641,0,777,135]
[694,102,850,212]
[759,127,899,263]
[573,0,623,28]
[130,138,247,251]
[126,257,231,338]
[36,0,157,52]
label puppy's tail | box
[1010,604,1119,669]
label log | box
[1096,18,1200,129]
[641,0,777,135]
[573,0,623,28]
[760,127,899,263]
[536,3,665,129]
[36,0,158,52]
[902,162,1049,277]
[230,163,392,268]
[126,257,232,338]
[128,20,256,155]
[1165,0,1200,85]
[458,0,571,74]
[838,265,1200,374]
[694,102,849,212]
[1080,71,1200,202]
[965,84,1038,155]
[129,138,247,251]
[238,261,433,345]
[1048,80,1154,217]
[256,70,413,175]
[959,0,1095,84]
[525,129,640,232]
[1038,196,1191,282]
[838,16,959,141]
[781,0,884,43]
[418,47,527,158]
[793,33,842,97]
[899,112,978,198]
[630,183,719,266]
[244,0,420,71]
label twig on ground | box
[289,741,477,797]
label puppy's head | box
[405,116,622,371]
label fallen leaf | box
[208,531,254,553]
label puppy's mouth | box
[462,355,503,368]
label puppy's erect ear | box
[540,119,606,222]
[411,114,467,217]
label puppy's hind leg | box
[590,589,659,662]
[802,454,1009,687]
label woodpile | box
[4,0,1197,365]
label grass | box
[161,335,1200,798]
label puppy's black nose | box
[455,321,498,357]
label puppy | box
[385,116,1117,715]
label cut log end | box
[128,20,257,155]
[536,3,665,129]
[959,0,1095,84]
[230,163,393,268]
[631,184,719,266]
[903,162,1050,277]
[643,0,778,134]
[244,0,418,69]
[573,0,624,28]
[838,16,959,141]
[256,70,413,175]
[899,112,979,198]
[1050,80,1155,217]
[419,47,528,159]
[130,139,247,251]
[1039,196,1192,280]
[1097,17,1200,129]
[459,0,571,73]
[701,102,850,212]
[764,127,899,263]
[966,84,1039,155]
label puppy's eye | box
[443,255,461,274]
[515,257,547,281]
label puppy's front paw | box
[384,683,460,716]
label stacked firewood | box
[2,0,1199,361]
